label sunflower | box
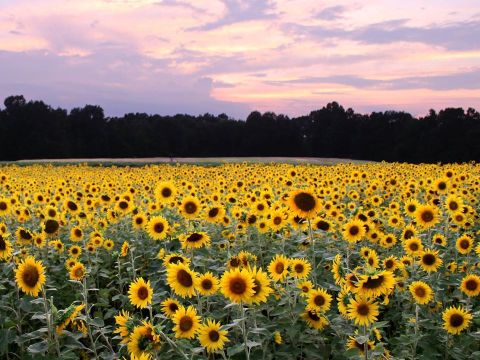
[127,321,160,358]
[337,286,350,317]
[69,262,86,281]
[16,227,33,245]
[445,194,463,214]
[146,216,169,241]
[346,336,374,355]
[0,234,13,259]
[132,213,147,230]
[415,204,439,229]
[68,245,82,258]
[297,280,314,297]
[161,298,181,317]
[383,256,398,272]
[274,331,282,345]
[50,239,64,253]
[55,303,85,334]
[155,181,177,204]
[197,272,220,296]
[198,319,229,353]
[14,256,46,297]
[404,237,424,256]
[418,249,442,272]
[115,199,133,215]
[342,219,366,243]
[63,200,81,215]
[0,198,11,216]
[179,231,210,250]
[268,209,288,231]
[163,253,190,267]
[456,234,473,254]
[355,271,395,298]
[307,288,332,313]
[128,277,153,309]
[166,263,199,298]
[204,204,225,223]
[220,268,255,303]
[268,254,290,281]
[42,219,60,237]
[302,309,329,330]
[312,218,333,232]
[179,196,201,219]
[409,281,433,305]
[114,309,134,343]
[289,258,311,279]
[347,295,379,326]
[432,233,447,246]
[460,274,480,297]
[287,189,321,219]
[442,306,472,335]
[103,239,114,251]
[121,241,129,257]
[70,226,83,242]
[245,266,273,305]
[172,305,201,339]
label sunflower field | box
[0,162,479,360]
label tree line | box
[0,95,479,163]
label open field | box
[11,157,372,166]
[0,162,478,359]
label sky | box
[0,0,479,118]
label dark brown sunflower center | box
[422,254,436,266]
[187,233,202,242]
[169,303,179,312]
[20,229,32,240]
[44,219,59,234]
[0,236,6,250]
[438,182,446,190]
[208,208,219,217]
[404,230,414,239]
[385,260,394,269]
[153,222,164,233]
[459,239,470,249]
[161,188,172,198]
[177,269,193,287]
[74,229,82,237]
[362,275,384,289]
[229,258,240,267]
[135,217,144,224]
[465,279,478,291]
[252,279,261,295]
[293,192,316,212]
[0,202,7,211]
[179,316,193,332]
[275,263,285,274]
[273,217,282,225]
[184,202,197,214]
[307,310,320,321]
[357,304,370,316]
[449,202,458,211]
[201,279,213,290]
[74,267,84,278]
[409,242,419,251]
[71,248,79,254]
[208,329,220,342]
[314,295,325,306]
[421,210,434,222]
[230,277,247,294]
[22,265,40,287]
[294,264,304,273]
[414,286,426,297]
[316,220,330,231]
[449,314,464,327]
[137,286,149,300]
[349,226,359,236]
[67,201,78,211]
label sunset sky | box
[1,0,479,118]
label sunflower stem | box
[240,302,250,360]
[158,329,189,360]
[412,304,419,359]
[363,325,368,360]
[82,276,98,358]
[130,246,137,279]
[307,219,315,276]
[41,287,54,355]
